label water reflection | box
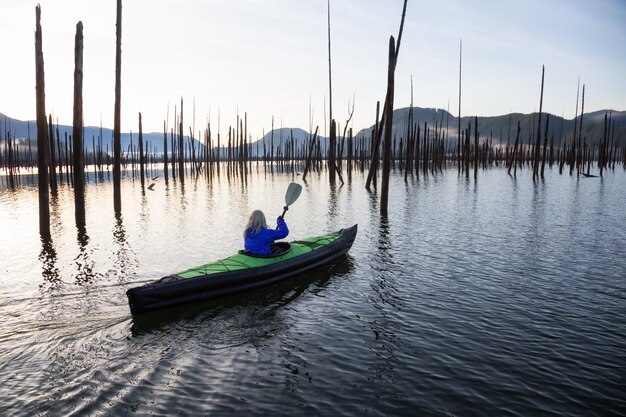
[39,235,60,288]
[327,182,338,225]
[74,225,98,285]
[365,215,403,386]
[49,191,63,236]
[112,212,136,284]
[130,256,354,338]
[4,166,625,416]
[366,186,378,226]
[114,184,122,218]
[178,177,188,212]
[598,174,606,205]
[239,172,249,208]
[138,189,150,234]
[377,214,390,250]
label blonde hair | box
[244,210,268,237]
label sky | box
[1,0,625,139]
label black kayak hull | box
[127,224,357,314]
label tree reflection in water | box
[74,225,97,285]
[112,211,137,285]
[39,234,60,289]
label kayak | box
[126,224,358,314]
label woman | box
[243,209,289,256]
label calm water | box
[1,165,625,416]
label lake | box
[1,164,625,416]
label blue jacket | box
[244,218,289,255]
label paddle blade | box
[284,182,302,207]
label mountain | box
[247,108,626,151]
[354,107,626,148]
[0,113,195,154]
[3,108,624,155]
[250,127,322,154]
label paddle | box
[280,182,302,219]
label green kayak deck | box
[175,231,342,279]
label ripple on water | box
[1,168,626,416]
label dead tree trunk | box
[457,39,462,174]
[367,0,407,193]
[540,114,549,179]
[327,0,336,183]
[600,113,607,177]
[508,121,521,176]
[73,21,86,227]
[577,85,585,176]
[163,120,169,183]
[404,79,414,182]
[533,66,545,180]
[464,122,470,174]
[474,116,478,179]
[35,5,50,237]
[138,112,145,188]
[178,98,185,181]
[329,119,337,183]
[302,126,319,181]
[365,101,382,190]
[113,0,122,213]
[380,36,396,215]
[48,114,57,193]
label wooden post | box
[35,5,50,237]
[73,21,85,227]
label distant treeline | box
[2,107,624,156]
[2,107,624,185]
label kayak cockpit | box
[238,242,292,258]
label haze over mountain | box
[2,108,624,155]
